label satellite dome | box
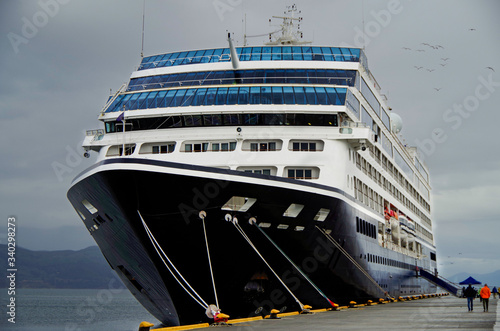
[390,113,403,134]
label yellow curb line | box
[228,316,264,324]
[154,323,210,330]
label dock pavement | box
[155,294,500,331]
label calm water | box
[0,288,158,331]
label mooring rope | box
[231,220,305,310]
[315,226,387,297]
[253,223,336,307]
[138,210,209,309]
[200,213,219,309]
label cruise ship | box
[67,6,437,327]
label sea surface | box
[0,288,158,331]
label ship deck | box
[152,294,500,330]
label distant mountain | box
[447,270,500,287]
[0,244,123,289]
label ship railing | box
[85,129,105,142]
[86,129,104,136]
[126,76,356,91]
[100,83,127,114]
[137,52,360,70]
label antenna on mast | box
[141,0,145,58]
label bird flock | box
[401,28,494,92]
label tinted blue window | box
[174,52,188,65]
[272,86,283,104]
[194,72,206,84]
[223,71,235,84]
[163,90,177,107]
[275,69,285,83]
[227,87,239,105]
[210,49,223,62]
[282,46,292,60]
[145,91,158,109]
[265,69,276,83]
[249,87,260,104]
[118,94,133,111]
[183,51,196,65]
[261,87,272,104]
[312,47,323,60]
[340,48,354,61]
[292,47,303,60]
[165,74,177,87]
[315,87,328,104]
[150,76,161,89]
[155,90,167,108]
[142,76,153,87]
[106,84,350,112]
[250,47,261,61]
[303,47,312,60]
[294,87,306,104]
[220,48,230,61]
[261,47,272,60]
[205,88,217,105]
[329,48,341,61]
[241,47,251,61]
[176,73,187,82]
[192,88,207,106]
[325,88,339,105]
[192,50,205,63]
[215,88,228,105]
[283,86,295,104]
[127,93,141,109]
[171,89,186,107]
[181,89,196,106]
[201,49,214,63]
[160,53,171,61]
[272,47,282,60]
[238,87,249,104]
[109,95,125,112]
[316,69,327,84]
[185,73,197,85]
[163,54,175,67]
[336,87,347,104]
[305,87,317,104]
[321,47,334,61]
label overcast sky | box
[1,0,499,279]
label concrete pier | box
[155,295,500,330]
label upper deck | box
[138,46,365,70]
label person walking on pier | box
[492,286,498,299]
[480,284,491,312]
[464,284,476,312]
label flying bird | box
[441,58,449,61]
[402,47,411,50]
[469,28,476,31]
[427,69,435,72]
[434,88,442,91]
[440,63,447,67]
[486,66,495,72]
[414,66,423,70]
